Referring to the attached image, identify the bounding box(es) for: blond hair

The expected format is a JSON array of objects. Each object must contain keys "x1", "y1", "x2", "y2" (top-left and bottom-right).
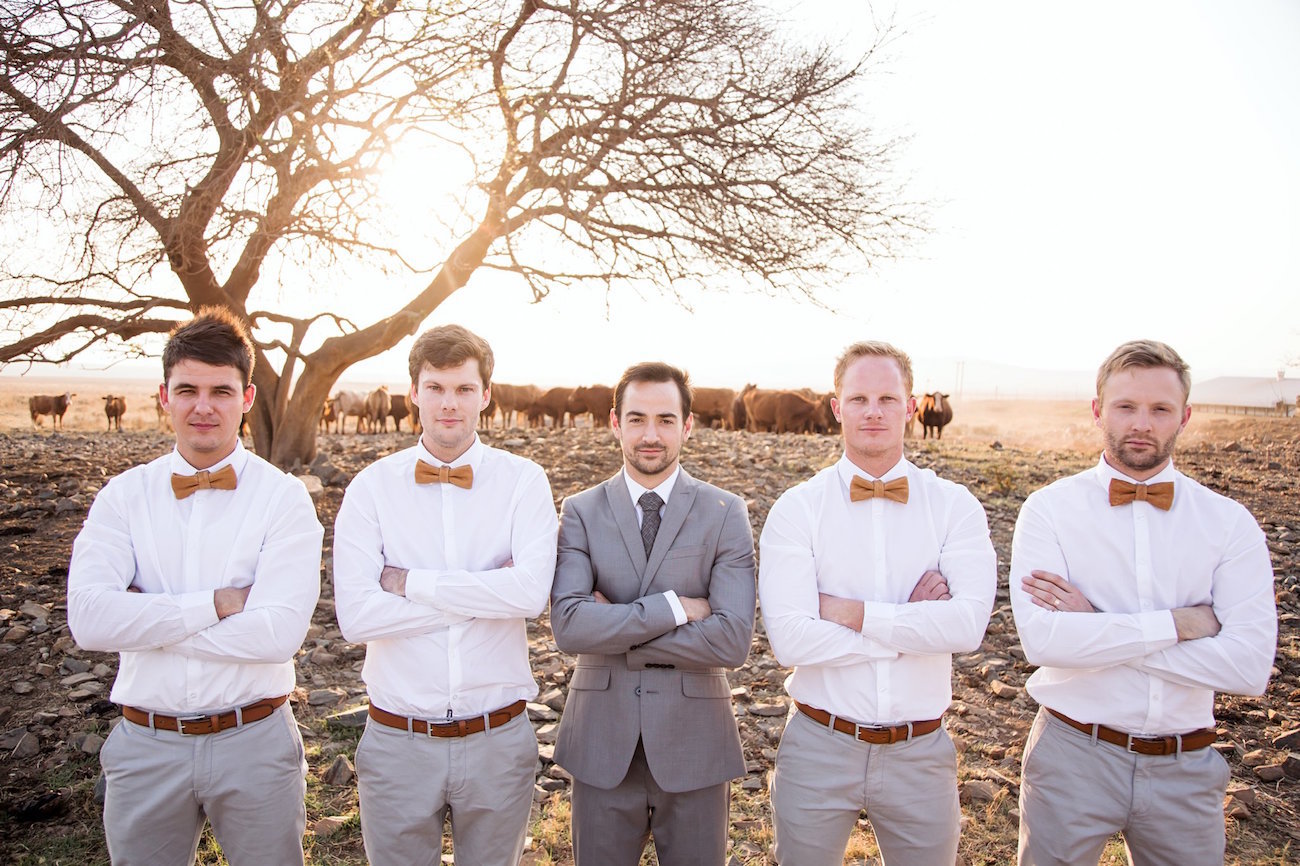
[
  {"x1": 1096, "y1": 340, "x2": 1191, "y2": 402},
  {"x1": 833, "y1": 341, "x2": 913, "y2": 396}
]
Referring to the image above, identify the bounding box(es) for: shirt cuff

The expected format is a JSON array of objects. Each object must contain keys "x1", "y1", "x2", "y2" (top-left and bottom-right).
[
  {"x1": 860, "y1": 600, "x2": 897, "y2": 641},
  {"x1": 663, "y1": 590, "x2": 688, "y2": 626},
  {"x1": 180, "y1": 590, "x2": 221, "y2": 634},
  {"x1": 1144, "y1": 609, "x2": 1180, "y2": 649},
  {"x1": 404, "y1": 568, "x2": 439, "y2": 607}
]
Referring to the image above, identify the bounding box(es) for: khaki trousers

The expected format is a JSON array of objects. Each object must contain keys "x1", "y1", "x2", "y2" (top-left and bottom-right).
[
  {"x1": 98, "y1": 702, "x2": 307, "y2": 866},
  {"x1": 355, "y1": 710, "x2": 538, "y2": 866},
  {"x1": 570, "y1": 738, "x2": 731, "y2": 866},
  {"x1": 770, "y1": 709, "x2": 961, "y2": 866},
  {"x1": 1018, "y1": 707, "x2": 1231, "y2": 866}
]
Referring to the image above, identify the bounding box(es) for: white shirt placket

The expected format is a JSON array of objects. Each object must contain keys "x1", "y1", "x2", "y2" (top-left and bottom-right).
[
  {"x1": 442, "y1": 480, "x2": 462, "y2": 719},
  {"x1": 870, "y1": 495, "x2": 892, "y2": 721},
  {"x1": 1131, "y1": 501, "x2": 1163, "y2": 731}
]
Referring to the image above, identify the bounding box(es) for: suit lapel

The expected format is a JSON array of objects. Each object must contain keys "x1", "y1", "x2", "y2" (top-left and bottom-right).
[
  {"x1": 602, "y1": 474, "x2": 648, "y2": 574},
  {"x1": 638, "y1": 470, "x2": 698, "y2": 596}
]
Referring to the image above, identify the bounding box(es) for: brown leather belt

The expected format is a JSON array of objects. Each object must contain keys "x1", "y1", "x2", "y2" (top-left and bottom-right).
[
  {"x1": 795, "y1": 701, "x2": 942, "y2": 745},
  {"x1": 122, "y1": 695, "x2": 288, "y2": 735},
  {"x1": 1048, "y1": 709, "x2": 1216, "y2": 756},
  {"x1": 368, "y1": 700, "x2": 526, "y2": 738}
]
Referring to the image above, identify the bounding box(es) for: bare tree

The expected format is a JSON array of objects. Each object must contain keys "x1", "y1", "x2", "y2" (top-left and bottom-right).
[{"x1": 0, "y1": 0, "x2": 918, "y2": 466}]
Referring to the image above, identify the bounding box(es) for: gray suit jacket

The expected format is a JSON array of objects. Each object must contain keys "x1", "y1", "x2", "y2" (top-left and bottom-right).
[{"x1": 550, "y1": 469, "x2": 756, "y2": 793}]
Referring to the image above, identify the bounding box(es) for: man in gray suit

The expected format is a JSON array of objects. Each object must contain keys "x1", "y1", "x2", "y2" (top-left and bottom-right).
[{"x1": 551, "y1": 361, "x2": 756, "y2": 866}]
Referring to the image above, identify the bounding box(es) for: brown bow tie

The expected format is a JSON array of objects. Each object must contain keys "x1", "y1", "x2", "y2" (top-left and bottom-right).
[
  {"x1": 1108, "y1": 478, "x2": 1174, "y2": 511},
  {"x1": 171, "y1": 464, "x2": 238, "y2": 499},
  {"x1": 415, "y1": 460, "x2": 473, "y2": 489},
  {"x1": 850, "y1": 475, "x2": 909, "y2": 504}
]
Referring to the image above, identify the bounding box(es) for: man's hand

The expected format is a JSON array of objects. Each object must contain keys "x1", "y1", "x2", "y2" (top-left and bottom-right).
[
  {"x1": 819, "y1": 593, "x2": 864, "y2": 631},
  {"x1": 592, "y1": 590, "x2": 611, "y2": 604},
  {"x1": 380, "y1": 566, "x2": 408, "y2": 597},
  {"x1": 679, "y1": 596, "x2": 712, "y2": 622},
  {"x1": 908, "y1": 570, "x2": 952, "y2": 602},
  {"x1": 1021, "y1": 570, "x2": 1096, "y2": 613},
  {"x1": 214, "y1": 585, "x2": 251, "y2": 620},
  {"x1": 1172, "y1": 605, "x2": 1221, "y2": 641}
]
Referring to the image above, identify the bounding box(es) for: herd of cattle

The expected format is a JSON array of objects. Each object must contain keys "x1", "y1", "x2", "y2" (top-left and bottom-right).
[
  {"x1": 319, "y1": 384, "x2": 955, "y2": 438},
  {"x1": 26, "y1": 386, "x2": 955, "y2": 438}
]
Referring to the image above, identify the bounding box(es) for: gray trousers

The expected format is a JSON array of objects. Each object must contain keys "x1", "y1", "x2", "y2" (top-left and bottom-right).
[
  {"x1": 98, "y1": 702, "x2": 307, "y2": 866},
  {"x1": 355, "y1": 710, "x2": 538, "y2": 866},
  {"x1": 1018, "y1": 707, "x2": 1230, "y2": 866},
  {"x1": 570, "y1": 738, "x2": 731, "y2": 866},
  {"x1": 770, "y1": 709, "x2": 961, "y2": 866}
]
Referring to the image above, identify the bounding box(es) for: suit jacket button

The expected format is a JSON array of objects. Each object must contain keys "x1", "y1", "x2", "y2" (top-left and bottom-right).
[{"x1": 634, "y1": 686, "x2": 642, "y2": 696}]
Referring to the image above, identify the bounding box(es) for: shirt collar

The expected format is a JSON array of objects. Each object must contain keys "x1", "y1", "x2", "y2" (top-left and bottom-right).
[
  {"x1": 623, "y1": 465, "x2": 681, "y2": 508},
  {"x1": 836, "y1": 453, "x2": 909, "y2": 489},
  {"x1": 170, "y1": 440, "x2": 248, "y2": 477},
  {"x1": 1093, "y1": 452, "x2": 1179, "y2": 486},
  {"x1": 416, "y1": 434, "x2": 483, "y2": 470}
]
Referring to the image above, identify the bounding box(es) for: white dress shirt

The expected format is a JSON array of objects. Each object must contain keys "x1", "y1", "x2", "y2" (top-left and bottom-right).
[
  {"x1": 759, "y1": 455, "x2": 997, "y2": 724},
  {"x1": 1010, "y1": 455, "x2": 1276, "y2": 734},
  {"x1": 333, "y1": 436, "x2": 558, "y2": 719},
  {"x1": 622, "y1": 467, "x2": 687, "y2": 626},
  {"x1": 67, "y1": 442, "x2": 324, "y2": 714}
]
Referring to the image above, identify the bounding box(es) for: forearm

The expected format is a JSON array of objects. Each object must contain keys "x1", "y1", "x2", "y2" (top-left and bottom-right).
[
  {"x1": 626, "y1": 608, "x2": 753, "y2": 669},
  {"x1": 67, "y1": 585, "x2": 218, "y2": 653},
  {"x1": 550, "y1": 593, "x2": 680, "y2": 655},
  {"x1": 862, "y1": 595, "x2": 992, "y2": 655},
  {"x1": 763, "y1": 613, "x2": 899, "y2": 667}
]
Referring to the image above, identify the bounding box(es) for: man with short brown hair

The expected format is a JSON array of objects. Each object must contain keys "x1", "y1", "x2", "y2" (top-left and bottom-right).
[
  {"x1": 1011, "y1": 339, "x2": 1277, "y2": 865},
  {"x1": 759, "y1": 340, "x2": 996, "y2": 865},
  {"x1": 68, "y1": 308, "x2": 323, "y2": 865},
  {"x1": 550, "y1": 361, "x2": 755, "y2": 866},
  {"x1": 333, "y1": 323, "x2": 558, "y2": 866}
]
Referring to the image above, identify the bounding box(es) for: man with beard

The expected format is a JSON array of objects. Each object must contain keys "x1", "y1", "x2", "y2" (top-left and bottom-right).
[
  {"x1": 550, "y1": 362, "x2": 756, "y2": 866},
  {"x1": 333, "y1": 325, "x2": 557, "y2": 865},
  {"x1": 1010, "y1": 339, "x2": 1276, "y2": 865},
  {"x1": 759, "y1": 341, "x2": 996, "y2": 865}
]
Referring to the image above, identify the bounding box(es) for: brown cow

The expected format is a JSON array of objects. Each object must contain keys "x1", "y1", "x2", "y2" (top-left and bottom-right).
[
  {"x1": 812, "y1": 392, "x2": 840, "y2": 435},
  {"x1": 919, "y1": 392, "x2": 954, "y2": 439},
  {"x1": 153, "y1": 393, "x2": 173, "y2": 432},
  {"x1": 389, "y1": 394, "x2": 412, "y2": 432},
  {"x1": 365, "y1": 386, "x2": 392, "y2": 434},
  {"x1": 733, "y1": 385, "x2": 754, "y2": 431},
  {"x1": 530, "y1": 386, "x2": 573, "y2": 428},
  {"x1": 331, "y1": 389, "x2": 369, "y2": 434},
  {"x1": 320, "y1": 398, "x2": 337, "y2": 433},
  {"x1": 103, "y1": 395, "x2": 126, "y2": 431},
  {"x1": 692, "y1": 387, "x2": 736, "y2": 429},
  {"x1": 773, "y1": 390, "x2": 821, "y2": 434},
  {"x1": 483, "y1": 383, "x2": 536, "y2": 429},
  {"x1": 567, "y1": 385, "x2": 614, "y2": 428},
  {"x1": 742, "y1": 387, "x2": 780, "y2": 432},
  {"x1": 29, "y1": 393, "x2": 74, "y2": 429}
]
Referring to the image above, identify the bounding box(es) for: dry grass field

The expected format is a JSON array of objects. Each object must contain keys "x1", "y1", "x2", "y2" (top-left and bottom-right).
[{"x1": 0, "y1": 374, "x2": 1296, "y2": 865}]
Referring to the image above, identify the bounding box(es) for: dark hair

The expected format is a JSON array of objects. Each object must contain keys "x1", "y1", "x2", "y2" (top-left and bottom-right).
[
  {"x1": 1097, "y1": 340, "x2": 1191, "y2": 403},
  {"x1": 614, "y1": 362, "x2": 692, "y2": 419},
  {"x1": 408, "y1": 324, "x2": 494, "y2": 388},
  {"x1": 163, "y1": 307, "x2": 255, "y2": 386}
]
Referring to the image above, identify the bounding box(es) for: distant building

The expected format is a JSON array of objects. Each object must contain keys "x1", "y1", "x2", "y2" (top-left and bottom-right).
[{"x1": 1190, "y1": 372, "x2": 1300, "y2": 417}]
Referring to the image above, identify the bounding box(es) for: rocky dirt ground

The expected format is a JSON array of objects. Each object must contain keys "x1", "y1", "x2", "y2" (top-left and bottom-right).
[{"x1": 0, "y1": 415, "x2": 1296, "y2": 865}]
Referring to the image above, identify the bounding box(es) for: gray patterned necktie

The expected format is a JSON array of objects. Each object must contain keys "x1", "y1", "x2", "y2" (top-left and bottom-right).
[{"x1": 638, "y1": 491, "x2": 664, "y2": 556}]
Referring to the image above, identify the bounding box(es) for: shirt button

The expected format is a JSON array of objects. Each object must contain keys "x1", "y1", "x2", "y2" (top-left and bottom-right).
[{"x1": 634, "y1": 686, "x2": 642, "y2": 696}]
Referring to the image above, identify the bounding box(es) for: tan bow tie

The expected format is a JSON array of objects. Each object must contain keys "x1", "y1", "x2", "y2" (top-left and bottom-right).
[
  {"x1": 1108, "y1": 478, "x2": 1174, "y2": 510},
  {"x1": 171, "y1": 464, "x2": 238, "y2": 499},
  {"x1": 850, "y1": 475, "x2": 909, "y2": 504},
  {"x1": 415, "y1": 460, "x2": 473, "y2": 489}
]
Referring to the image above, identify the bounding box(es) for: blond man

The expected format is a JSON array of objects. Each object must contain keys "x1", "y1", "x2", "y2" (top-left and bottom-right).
[{"x1": 1011, "y1": 340, "x2": 1276, "y2": 866}]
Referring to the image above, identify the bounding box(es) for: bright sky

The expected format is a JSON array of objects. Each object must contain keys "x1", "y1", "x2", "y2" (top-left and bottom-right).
[
  {"x1": 352, "y1": 0, "x2": 1300, "y2": 396},
  {"x1": 17, "y1": 0, "x2": 1300, "y2": 398}
]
